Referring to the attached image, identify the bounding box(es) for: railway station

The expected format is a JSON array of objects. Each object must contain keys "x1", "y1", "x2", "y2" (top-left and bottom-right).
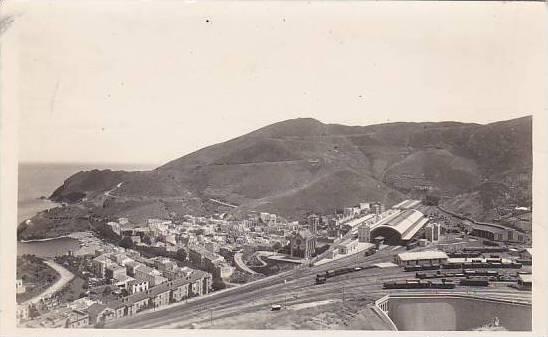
[{"x1": 370, "y1": 209, "x2": 429, "y2": 245}]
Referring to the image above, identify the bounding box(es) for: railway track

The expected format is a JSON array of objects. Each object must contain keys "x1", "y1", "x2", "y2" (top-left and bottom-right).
[{"x1": 107, "y1": 245, "x2": 530, "y2": 329}]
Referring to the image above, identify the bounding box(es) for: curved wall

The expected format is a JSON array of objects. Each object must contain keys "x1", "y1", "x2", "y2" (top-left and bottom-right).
[
  {"x1": 388, "y1": 297, "x2": 531, "y2": 331},
  {"x1": 370, "y1": 227, "x2": 401, "y2": 245}
]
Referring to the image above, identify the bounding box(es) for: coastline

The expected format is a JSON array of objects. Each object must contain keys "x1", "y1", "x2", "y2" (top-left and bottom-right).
[{"x1": 19, "y1": 235, "x2": 71, "y2": 243}]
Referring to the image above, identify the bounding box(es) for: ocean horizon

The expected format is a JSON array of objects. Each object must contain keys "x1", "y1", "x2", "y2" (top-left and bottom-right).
[{"x1": 17, "y1": 161, "x2": 158, "y2": 224}]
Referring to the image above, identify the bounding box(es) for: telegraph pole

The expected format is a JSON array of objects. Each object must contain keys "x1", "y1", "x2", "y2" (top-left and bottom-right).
[
  {"x1": 210, "y1": 309, "x2": 213, "y2": 326},
  {"x1": 342, "y1": 286, "x2": 345, "y2": 303}
]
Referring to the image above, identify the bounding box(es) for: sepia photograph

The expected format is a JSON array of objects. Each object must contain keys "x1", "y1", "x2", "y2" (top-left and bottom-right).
[{"x1": 0, "y1": 1, "x2": 546, "y2": 336}]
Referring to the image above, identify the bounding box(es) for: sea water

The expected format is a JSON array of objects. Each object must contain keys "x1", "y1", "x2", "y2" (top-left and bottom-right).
[{"x1": 17, "y1": 162, "x2": 155, "y2": 257}]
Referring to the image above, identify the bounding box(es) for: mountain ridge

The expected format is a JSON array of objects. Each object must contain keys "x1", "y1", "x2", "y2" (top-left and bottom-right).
[{"x1": 18, "y1": 116, "x2": 531, "y2": 239}]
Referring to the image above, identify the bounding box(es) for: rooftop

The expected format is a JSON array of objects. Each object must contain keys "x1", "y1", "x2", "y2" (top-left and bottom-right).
[
  {"x1": 295, "y1": 229, "x2": 314, "y2": 240},
  {"x1": 86, "y1": 303, "x2": 108, "y2": 317},
  {"x1": 397, "y1": 250, "x2": 448, "y2": 261},
  {"x1": 518, "y1": 273, "x2": 532, "y2": 283}
]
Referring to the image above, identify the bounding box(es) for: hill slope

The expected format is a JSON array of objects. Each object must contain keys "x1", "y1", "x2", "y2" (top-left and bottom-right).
[{"x1": 19, "y1": 116, "x2": 531, "y2": 238}]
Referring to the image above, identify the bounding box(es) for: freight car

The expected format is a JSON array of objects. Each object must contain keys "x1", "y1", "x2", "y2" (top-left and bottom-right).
[
  {"x1": 315, "y1": 265, "x2": 376, "y2": 285},
  {"x1": 364, "y1": 246, "x2": 377, "y2": 256},
  {"x1": 447, "y1": 251, "x2": 482, "y2": 258},
  {"x1": 383, "y1": 279, "x2": 455, "y2": 290},
  {"x1": 404, "y1": 264, "x2": 441, "y2": 272},
  {"x1": 463, "y1": 246, "x2": 508, "y2": 253},
  {"x1": 463, "y1": 269, "x2": 498, "y2": 277},
  {"x1": 460, "y1": 277, "x2": 490, "y2": 286},
  {"x1": 416, "y1": 271, "x2": 465, "y2": 279}
]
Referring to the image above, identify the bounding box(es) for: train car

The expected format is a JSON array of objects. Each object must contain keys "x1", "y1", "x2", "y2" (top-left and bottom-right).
[
  {"x1": 383, "y1": 279, "x2": 422, "y2": 289},
  {"x1": 442, "y1": 262, "x2": 463, "y2": 270},
  {"x1": 324, "y1": 267, "x2": 357, "y2": 279},
  {"x1": 404, "y1": 264, "x2": 441, "y2": 272},
  {"x1": 383, "y1": 279, "x2": 456, "y2": 289},
  {"x1": 460, "y1": 277, "x2": 490, "y2": 286},
  {"x1": 447, "y1": 251, "x2": 481, "y2": 258},
  {"x1": 483, "y1": 240, "x2": 500, "y2": 247},
  {"x1": 509, "y1": 262, "x2": 523, "y2": 269},
  {"x1": 434, "y1": 279, "x2": 456, "y2": 289},
  {"x1": 516, "y1": 259, "x2": 532, "y2": 266},
  {"x1": 416, "y1": 272, "x2": 436, "y2": 279},
  {"x1": 364, "y1": 247, "x2": 377, "y2": 256},
  {"x1": 463, "y1": 246, "x2": 508, "y2": 253},
  {"x1": 463, "y1": 269, "x2": 498, "y2": 277},
  {"x1": 494, "y1": 275, "x2": 517, "y2": 282},
  {"x1": 315, "y1": 274, "x2": 327, "y2": 285},
  {"x1": 404, "y1": 265, "x2": 420, "y2": 272},
  {"x1": 406, "y1": 242, "x2": 418, "y2": 250}
]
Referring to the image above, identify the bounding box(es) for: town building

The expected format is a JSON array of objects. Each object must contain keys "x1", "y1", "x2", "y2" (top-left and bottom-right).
[
  {"x1": 65, "y1": 310, "x2": 89, "y2": 328},
  {"x1": 125, "y1": 261, "x2": 145, "y2": 277},
  {"x1": 86, "y1": 303, "x2": 115, "y2": 326},
  {"x1": 106, "y1": 264, "x2": 127, "y2": 280},
  {"x1": 92, "y1": 254, "x2": 112, "y2": 278},
  {"x1": 16, "y1": 279, "x2": 26, "y2": 294},
  {"x1": 337, "y1": 239, "x2": 358, "y2": 255},
  {"x1": 517, "y1": 273, "x2": 532, "y2": 290},
  {"x1": 16, "y1": 304, "x2": 29, "y2": 323},
  {"x1": 127, "y1": 279, "x2": 149, "y2": 294},
  {"x1": 188, "y1": 245, "x2": 230, "y2": 278},
  {"x1": 370, "y1": 209, "x2": 429, "y2": 245},
  {"x1": 424, "y1": 222, "x2": 441, "y2": 242},
  {"x1": 371, "y1": 202, "x2": 385, "y2": 215},
  {"x1": 101, "y1": 270, "x2": 212, "y2": 322},
  {"x1": 307, "y1": 214, "x2": 320, "y2": 234},
  {"x1": 289, "y1": 230, "x2": 316, "y2": 259},
  {"x1": 358, "y1": 224, "x2": 370, "y2": 243},
  {"x1": 467, "y1": 222, "x2": 528, "y2": 243},
  {"x1": 134, "y1": 265, "x2": 167, "y2": 287},
  {"x1": 394, "y1": 250, "x2": 449, "y2": 266}
]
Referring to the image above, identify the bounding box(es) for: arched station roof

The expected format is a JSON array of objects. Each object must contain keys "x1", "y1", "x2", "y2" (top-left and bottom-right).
[{"x1": 371, "y1": 209, "x2": 429, "y2": 243}]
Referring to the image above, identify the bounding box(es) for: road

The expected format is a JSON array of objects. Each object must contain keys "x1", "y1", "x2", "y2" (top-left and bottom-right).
[
  {"x1": 233, "y1": 252, "x2": 259, "y2": 275},
  {"x1": 24, "y1": 260, "x2": 75, "y2": 305},
  {"x1": 104, "y1": 182, "x2": 124, "y2": 198},
  {"x1": 208, "y1": 198, "x2": 238, "y2": 208},
  {"x1": 106, "y1": 241, "x2": 530, "y2": 329}
]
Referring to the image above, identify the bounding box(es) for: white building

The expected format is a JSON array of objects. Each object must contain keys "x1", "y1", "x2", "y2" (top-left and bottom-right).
[
  {"x1": 358, "y1": 224, "x2": 371, "y2": 243},
  {"x1": 425, "y1": 223, "x2": 441, "y2": 242},
  {"x1": 16, "y1": 279, "x2": 26, "y2": 294},
  {"x1": 337, "y1": 239, "x2": 358, "y2": 255},
  {"x1": 394, "y1": 250, "x2": 448, "y2": 266}
]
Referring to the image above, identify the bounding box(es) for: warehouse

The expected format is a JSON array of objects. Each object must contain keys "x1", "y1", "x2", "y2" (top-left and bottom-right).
[
  {"x1": 468, "y1": 223, "x2": 528, "y2": 243},
  {"x1": 394, "y1": 250, "x2": 449, "y2": 266}
]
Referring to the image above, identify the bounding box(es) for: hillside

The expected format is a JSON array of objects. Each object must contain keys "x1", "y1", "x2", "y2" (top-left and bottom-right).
[{"x1": 18, "y1": 116, "x2": 532, "y2": 239}]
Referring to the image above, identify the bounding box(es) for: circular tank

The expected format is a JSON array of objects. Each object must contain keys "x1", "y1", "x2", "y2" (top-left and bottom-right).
[{"x1": 387, "y1": 296, "x2": 531, "y2": 331}]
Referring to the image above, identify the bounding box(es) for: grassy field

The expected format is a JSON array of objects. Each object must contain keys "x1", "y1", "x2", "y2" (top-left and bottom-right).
[
  {"x1": 57, "y1": 276, "x2": 87, "y2": 303},
  {"x1": 16, "y1": 255, "x2": 60, "y2": 303}
]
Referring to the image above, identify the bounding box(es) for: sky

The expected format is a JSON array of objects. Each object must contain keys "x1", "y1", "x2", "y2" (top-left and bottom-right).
[{"x1": 4, "y1": 1, "x2": 545, "y2": 165}]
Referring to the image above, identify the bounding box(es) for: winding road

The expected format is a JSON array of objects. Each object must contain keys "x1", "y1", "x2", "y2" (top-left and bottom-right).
[{"x1": 24, "y1": 260, "x2": 74, "y2": 305}]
